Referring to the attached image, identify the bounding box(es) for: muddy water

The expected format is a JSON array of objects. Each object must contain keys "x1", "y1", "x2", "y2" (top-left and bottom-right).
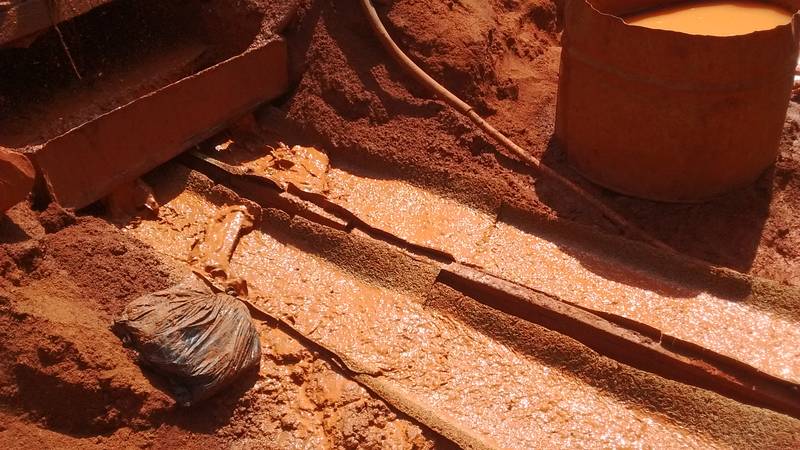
[
  {"x1": 315, "y1": 164, "x2": 800, "y2": 384},
  {"x1": 208, "y1": 148, "x2": 498, "y2": 260},
  {"x1": 624, "y1": 1, "x2": 793, "y2": 36},
  {"x1": 128, "y1": 182, "x2": 718, "y2": 448},
  {"x1": 230, "y1": 224, "x2": 712, "y2": 448},
  {"x1": 469, "y1": 219, "x2": 800, "y2": 384},
  {"x1": 326, "y1": 167, "x2": 497, "y2": 260}
]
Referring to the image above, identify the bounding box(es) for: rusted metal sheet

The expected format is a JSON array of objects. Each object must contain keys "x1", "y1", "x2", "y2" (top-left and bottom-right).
[
  {"x1": 33, "y1": 38, "x2": 288, "y2": 209},
  {"x1": 0, "y1": 0, "x2": 113, "y2": 46}
]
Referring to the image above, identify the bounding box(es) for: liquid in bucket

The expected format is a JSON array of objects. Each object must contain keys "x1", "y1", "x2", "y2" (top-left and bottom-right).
[{"x1": 625, "y1": 0, "x2": 793, "y2": 36}]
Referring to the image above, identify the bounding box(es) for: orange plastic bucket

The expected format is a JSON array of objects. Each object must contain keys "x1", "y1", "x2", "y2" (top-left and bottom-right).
[{"x1": 555, "y1": 0, "x2": 800, "y2": 202}]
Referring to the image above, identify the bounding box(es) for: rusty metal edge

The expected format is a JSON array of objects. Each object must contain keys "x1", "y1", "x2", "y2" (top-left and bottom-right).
[{"x1": 33, "y1": 37, "x2": 288, "y2": 209}]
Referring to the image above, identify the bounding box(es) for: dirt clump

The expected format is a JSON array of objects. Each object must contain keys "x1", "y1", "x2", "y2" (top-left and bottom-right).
[{"x1": 0, "y1": 208, "x2": 180, "y2": 435}]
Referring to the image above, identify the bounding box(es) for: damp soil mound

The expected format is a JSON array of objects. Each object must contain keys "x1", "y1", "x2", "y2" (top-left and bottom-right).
[{"x1": 0, "y1": 208, "x2": 180, "y2": 440}]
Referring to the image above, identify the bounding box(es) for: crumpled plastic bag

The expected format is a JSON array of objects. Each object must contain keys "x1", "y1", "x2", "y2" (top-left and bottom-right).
[{"x1": 113, "y1": 276, "x2": 261, "y2": 406}]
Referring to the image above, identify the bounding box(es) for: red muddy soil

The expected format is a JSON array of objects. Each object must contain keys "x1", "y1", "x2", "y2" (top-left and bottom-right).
[
  {"x1": 116, "y1": 165, "x2": 798, "y2": 448},
  {"x1": 2, "y1": 0, "x2": 800, "y2": 448},
  {"x1": 275, "y1": 0, "x2": 800, "y2": 284}
]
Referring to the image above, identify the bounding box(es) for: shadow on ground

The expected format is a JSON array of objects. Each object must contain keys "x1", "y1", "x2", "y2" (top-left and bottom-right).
[{"x1": 537, "y1": 138, "x2": 772, "y2": 273}]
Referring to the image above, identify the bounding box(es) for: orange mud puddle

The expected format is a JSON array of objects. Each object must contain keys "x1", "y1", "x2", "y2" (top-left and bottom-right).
[{"x1": 127, "y1": 172, "x2": 728, "y2": 448}]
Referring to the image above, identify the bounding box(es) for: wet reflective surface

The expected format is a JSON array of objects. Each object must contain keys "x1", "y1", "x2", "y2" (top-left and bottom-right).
[{"x1": 468, "y1": 220, "x2": 800, "y2": 384}]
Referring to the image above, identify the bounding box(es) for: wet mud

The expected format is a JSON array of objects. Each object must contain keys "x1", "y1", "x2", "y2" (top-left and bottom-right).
[
  {"x1": 201, "y1": 136, "x2": 800, "y2": 391},
  {"x1": 124, "y1": 166, "x2": 800, "y2": 448}
]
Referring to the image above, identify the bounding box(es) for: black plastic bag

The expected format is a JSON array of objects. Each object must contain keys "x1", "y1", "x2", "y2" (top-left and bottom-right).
[{"x1": 113, "y1": 276, "x2": 261, "y2": 406}]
